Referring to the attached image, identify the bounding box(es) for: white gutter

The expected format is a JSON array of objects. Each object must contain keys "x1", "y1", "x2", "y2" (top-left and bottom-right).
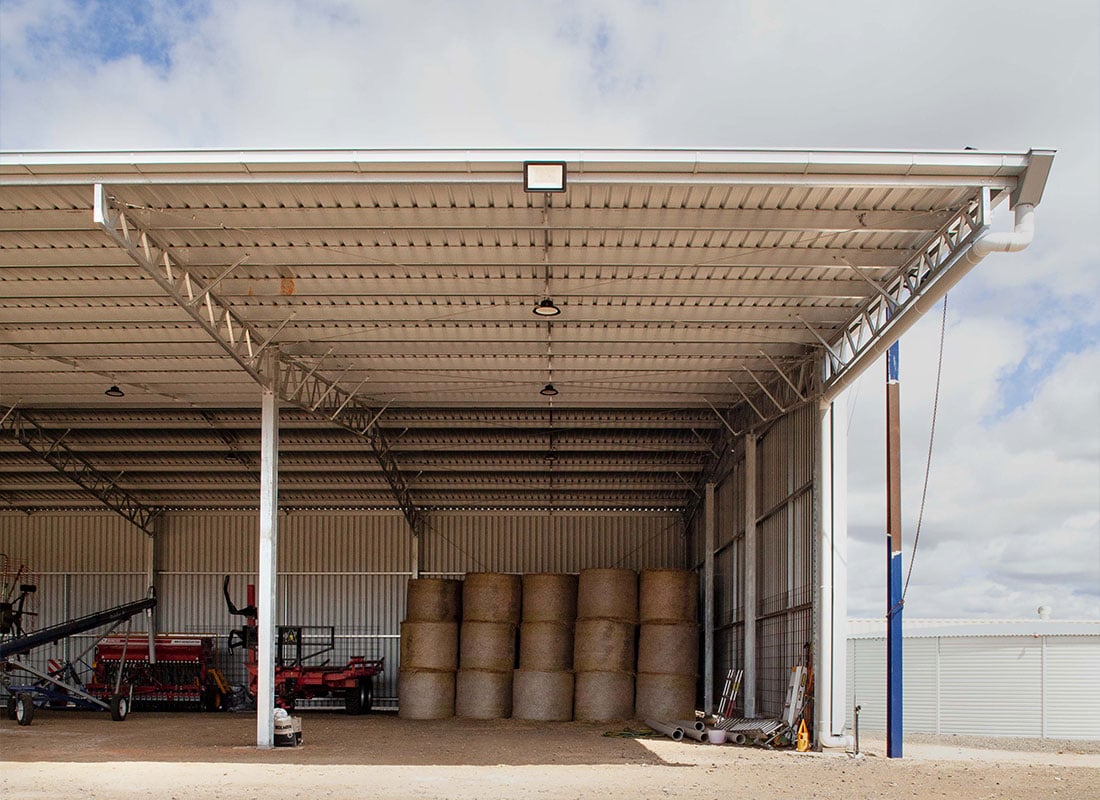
[{"x1": 821, "y1": 201, "x2": 1037, "y2": 406}]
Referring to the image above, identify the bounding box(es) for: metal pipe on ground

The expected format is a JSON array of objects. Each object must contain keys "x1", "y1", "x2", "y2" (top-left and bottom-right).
[
  {"x1": 646, "y1": 719, "x2": 684, "y2": 742},
  {"x1": 680, "y1": 726, "x2": 706, "y2": 742}
]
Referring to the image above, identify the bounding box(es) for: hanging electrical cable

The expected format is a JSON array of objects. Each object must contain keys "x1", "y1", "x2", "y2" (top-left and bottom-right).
[{"x1": 903, "y1": 294, "x2": 949, "y2": 599}]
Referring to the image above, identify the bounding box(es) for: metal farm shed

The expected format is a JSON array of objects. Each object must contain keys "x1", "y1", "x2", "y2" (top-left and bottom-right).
[{"x1": 0, "y1": 147, "x2": 1054, "y2": 747}]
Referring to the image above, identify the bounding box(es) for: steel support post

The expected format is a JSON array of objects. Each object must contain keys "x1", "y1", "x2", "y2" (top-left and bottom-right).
[
  {"x1": 886, "y1": 341, "x2": 903, "y2": 758},
  {"x1": 256, "y1": 372, "x2": 279, "y2": 749},
  {"x1": 815, "y1": 396, "x2": 849, "y2": 748},
  {"x1": 704, "y1": 482, "x2": 716, "y2": 714},
  {"x1": 743, "y1": 434, "x2": 757, "y2": 718}
]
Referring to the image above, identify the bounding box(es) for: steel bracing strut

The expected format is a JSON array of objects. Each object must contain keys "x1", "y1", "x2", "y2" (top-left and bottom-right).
[
  {"x1": 818, "y1": 190, "x2": 991, "y2": 401},
  {"x1": 93, "y1": 186, "x2": 423, "y2": 537},
  {"x1": 0, "y1": 406, "x2": 159, "y2": 536}
]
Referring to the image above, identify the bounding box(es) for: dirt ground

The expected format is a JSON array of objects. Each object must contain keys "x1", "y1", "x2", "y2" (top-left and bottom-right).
[{"x1": 2, "y1": 709, "x2": 1098, "y2": 799}]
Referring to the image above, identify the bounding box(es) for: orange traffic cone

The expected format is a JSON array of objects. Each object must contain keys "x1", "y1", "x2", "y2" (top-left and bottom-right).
[{"x1": 796, "y1": 719, "x2": 809, "y2": 752}]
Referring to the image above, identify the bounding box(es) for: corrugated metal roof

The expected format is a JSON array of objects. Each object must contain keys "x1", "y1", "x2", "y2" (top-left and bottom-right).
[
  {"x1": 0, "y1": 148, "x2": 1052, "y2": 513},
  {"x1": 848, "y1": 618, "x2": 1100, "y2": 638}
]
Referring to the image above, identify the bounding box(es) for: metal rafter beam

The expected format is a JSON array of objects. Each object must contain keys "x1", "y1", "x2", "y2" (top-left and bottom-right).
[
  {"x1": 0, "y1": 406, "x2": 159, "y2": 535},
  {"x1": 93, "y1": 185, "x2": 423, "y2": 536},
  {"x1": 821, "y1": 191, "x2": 989, "y2": 399}
]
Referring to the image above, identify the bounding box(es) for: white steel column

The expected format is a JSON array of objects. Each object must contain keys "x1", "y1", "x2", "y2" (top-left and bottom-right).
[
  {"x1": 743, "y1": 434, "x2": 757, "y2": 718},
  {"x1": 815, "y1": 395, "x2": 851, "y2": 747},
  {"x1": 704, "y1": 482, "x2": 716, "y2": 714},
  {"x1": 256, "y1": 374, "x2": 280, "y2": 749}
]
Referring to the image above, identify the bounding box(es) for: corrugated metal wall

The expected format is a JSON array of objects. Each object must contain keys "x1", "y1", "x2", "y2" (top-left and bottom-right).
[
  {"x1": 847, "y1": 635, "x2": 1100, "y2": 739},
  {"x1": 699, "y1": 402, "x2": 817, "y2": 719},
  {"x1": 753, "y1": 406, "x2": 815, "y2": 717},
  {"x1": 0, "y1": 512, "x2": 149, "y2": 685},
  {"x1": 422, "y1": 511, "x2": 685, "y2": 575},
  {"x1": 3, "y1": 508, "x2": 684, "y2": 709}
]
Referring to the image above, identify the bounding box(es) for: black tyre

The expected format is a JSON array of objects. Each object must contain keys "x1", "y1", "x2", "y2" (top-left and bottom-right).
[
  {"x1": 344, "y1": 676, "x2": 372, "y2": 715},
  {"x1": 110, "y1": 693, "x2": 129, "y2": 722},
  {"x1": 6, "y1": 695, "x2": 16, "y2": 721},
  {"x1": 15, "y1": 693, "x2": 34, "y2": 726}
]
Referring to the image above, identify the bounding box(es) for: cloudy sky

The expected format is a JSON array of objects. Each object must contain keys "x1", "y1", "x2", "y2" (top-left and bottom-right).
[{"x1": 1, "y1": 0, "x2": 1097, "y2": 620}]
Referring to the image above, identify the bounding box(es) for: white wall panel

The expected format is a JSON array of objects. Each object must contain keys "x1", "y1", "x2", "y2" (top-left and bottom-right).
[
  {"x1": 939, "y1": 638, "x2": 1042, "y2": 736},
  {"x1": 847, "y1": 634, "x2": 1099, "y2": 740},
  {"x1": 1042, "y1": 638, "x2": 1100, "y2": 739}
]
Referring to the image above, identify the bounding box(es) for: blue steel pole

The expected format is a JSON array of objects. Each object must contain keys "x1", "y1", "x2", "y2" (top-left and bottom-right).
[{"x1": 886, "y1": 340, "x2": 904, "y2": 758}]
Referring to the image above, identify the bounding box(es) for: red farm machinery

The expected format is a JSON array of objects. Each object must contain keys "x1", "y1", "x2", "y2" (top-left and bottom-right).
[
  {"x1": 85, "y1": 634, "x2": 230, "y2": 711},
  {"x1": 223, "y1": 576, "x2": 382, "y2": 713}
]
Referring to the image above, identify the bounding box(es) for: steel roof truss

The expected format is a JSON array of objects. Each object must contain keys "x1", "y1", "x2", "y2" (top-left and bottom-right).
[
  {"x1": 822, "y1": 190, "x2": 988, "y2": 397},
  {"x1": 94, "y1": 185, "x2": 424, "y2": 535},
  {"x1": 0, "y1": 406, "x2": 159, "y2": 535}
]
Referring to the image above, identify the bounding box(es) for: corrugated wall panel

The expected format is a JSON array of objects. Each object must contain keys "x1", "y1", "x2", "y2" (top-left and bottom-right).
[
  {"x1": 848, "y1": 638, "x2": 886, "y2": 731},
  {"x1": 0, "y1": 511, "x2": 146, "y2": 573},
  {"x1": 159, "y1": 511, "x2": 257, "y2": 574},
  {"x1": 1, "y1": 512, "x2": 150, "y2": 698},
  {"x1": 847, "y1": 636, "x2": 1090, "y2": 738},
  {"x1": 939, "y1": 637, "x2": 1042, "y2": 736},
  {"x1": 422, "y1": 511, "x2": 684, "y2": 575},
  {"x1": 902, "y1": 638, "x2": 939, "y2": 734},
  {"x1": 1042, "y1": 638, "x2": 1100, "y2": 739},
  {"x1": 758, "y1": 509, "x2": 789, "y2": 618}
]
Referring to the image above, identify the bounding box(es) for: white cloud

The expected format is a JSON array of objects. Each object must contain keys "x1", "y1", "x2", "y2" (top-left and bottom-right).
[{"x1": 1, "y1": 0, "x2": 1097, "y2": 621}]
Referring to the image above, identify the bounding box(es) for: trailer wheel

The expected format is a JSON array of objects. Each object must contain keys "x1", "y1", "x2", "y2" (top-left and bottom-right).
[
  {"x1": 344, "y1": 676, "x2": 372, "y2": 715},
  {"x1": 110, "y1": 693, "x2": 129, "y2": 722},
  {"x1": 6, "y1": 695, "x2": 16, "y2": 721},
  {"x1": 14, "y1": 693, "x2": 34, "y2": 726}
]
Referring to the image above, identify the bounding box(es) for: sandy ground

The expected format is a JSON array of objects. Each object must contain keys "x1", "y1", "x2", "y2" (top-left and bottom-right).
[{"x1": 2, "y1": 709, "x2": 1098, "y2": 799}]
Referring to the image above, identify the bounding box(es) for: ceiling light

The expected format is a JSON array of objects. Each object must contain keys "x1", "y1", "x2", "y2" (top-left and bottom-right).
[
  {"x1": 533, "y1": 298, "x2": 561, "y2": 317},
  {"x1": 523, "y1": 161, "x2": 567, "y2": 193},
  {"x1": 104, "y1": 385, "x2": 125, "y2": 397},
  {"x1": 540, "y1": 383, "x2": 559, "y2": 397}
]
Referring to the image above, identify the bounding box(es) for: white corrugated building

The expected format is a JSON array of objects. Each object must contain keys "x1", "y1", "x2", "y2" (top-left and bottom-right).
[{"x1": 848, "y1": 618, "x2": 1100, "y2": 740}]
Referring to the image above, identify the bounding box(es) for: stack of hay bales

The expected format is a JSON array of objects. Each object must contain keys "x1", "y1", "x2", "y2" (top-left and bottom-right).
[
  {"x1": 456, "y1": 572, "x2": 521, "y2": 719},
  {"x1": 513, "y1": 573, "x2": 578, "y2": 721},
  {"x1": 398, "y1": 578, "x2": 461, "y2": 719},
  {"x1": 635, "y1": 568, "x2": 699, "y2": 721},
  {"x1": 573, "y1": 568, "x2": 637, "y2": 721}
]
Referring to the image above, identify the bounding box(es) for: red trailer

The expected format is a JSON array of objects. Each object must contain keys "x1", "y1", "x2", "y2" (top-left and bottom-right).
[{"x1": 224, "y1": 577, "x2": 382, "y2": 713}]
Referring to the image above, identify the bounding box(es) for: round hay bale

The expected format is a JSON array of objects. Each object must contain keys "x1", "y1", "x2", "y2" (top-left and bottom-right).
[
  {"x1": 459, "y1": 621, "x2": 517, "y2": 671},
  {"x1": 577, "y1": 568, "x2": 637, "y2": 622},
  {"x1": 636, "y1": 622, "x2": 699, "y2": 675},
  {"x1": 398, "y1": 670, "x2": 455, "y2": 719},
  {"x1": 634, "y1": 671, "x2": 696, "y2": 722},
  {"x1": 573, "y1": 618, "x2": 635, "y2": 673},
  {"x1": 400, "y1": 621, "x2": 459, "y2": 672},
  {"x1": 573, "y1": 670, "x2": 635, "y2": 722},
  {"x1": 639, "y1": 569, "x2": 697, "y2": 624},
  {"x1": 455, "y1": 668, "x2": 513, "y2": 719},
  {"x1": 521, "y1": 573, "x2": 578, "y2": 622},
  {"x1": 405, "y1": 578, "x2": 462, "y2": 622},
  {"x1": 462, "y1": 573, "x2": 522, "y2": 623},
  {"x1": 518, "y1": 621, "x2": 574, "y2": 671},
  {"x1": 512, "y1": 669, "x2": 574, "y2": 721}
]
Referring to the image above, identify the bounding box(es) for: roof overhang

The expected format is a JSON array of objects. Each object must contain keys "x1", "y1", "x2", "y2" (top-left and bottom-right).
[{"x1": 0, "y1": 147, "x2": 1054, "y2": 513}]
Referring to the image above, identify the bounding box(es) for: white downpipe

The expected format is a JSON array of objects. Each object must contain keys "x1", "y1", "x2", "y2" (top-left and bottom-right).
[
  {"x1": 816, "y1": 398, "x2": 853, "y2": 749},
  {"x1": 967, "y1": 202, "x2": 1035, "y2": 260},
  {"x1": 823, "y1": 203, "x2": 1036, "y2": 404}
]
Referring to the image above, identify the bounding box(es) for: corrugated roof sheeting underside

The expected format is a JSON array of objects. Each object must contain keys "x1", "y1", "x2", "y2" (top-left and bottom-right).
[{"x1": 0, "y1": 149, "x2": 1042, "y2": 513}]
